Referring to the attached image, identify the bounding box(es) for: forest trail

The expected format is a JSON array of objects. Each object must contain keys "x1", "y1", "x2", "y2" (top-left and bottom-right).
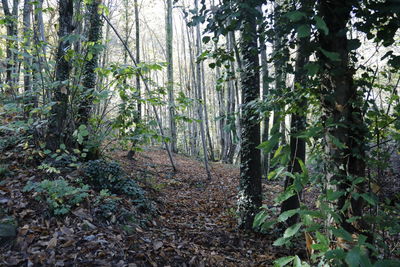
[
  {"x1": 1, "y1": 147, "x2": 301, "y2": 266},
  {"x1": 113, "y1": 148, "x2": 295, "y2": 266}
]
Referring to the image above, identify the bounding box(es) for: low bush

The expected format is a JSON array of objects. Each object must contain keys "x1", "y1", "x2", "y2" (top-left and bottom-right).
[{"x1": 23, "y1": 179, "x2": 89, "y2": 215}]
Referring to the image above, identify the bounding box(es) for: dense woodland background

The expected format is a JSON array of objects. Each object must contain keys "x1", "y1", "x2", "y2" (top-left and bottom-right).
[{"x1": 0, "y1": 0, "x2": 399, "y2": 266}]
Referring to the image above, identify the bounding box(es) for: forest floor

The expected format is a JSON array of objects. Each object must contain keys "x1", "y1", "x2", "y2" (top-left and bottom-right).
[{"x1": 0, "y1": 146, "x2": 306, "y2": 266}]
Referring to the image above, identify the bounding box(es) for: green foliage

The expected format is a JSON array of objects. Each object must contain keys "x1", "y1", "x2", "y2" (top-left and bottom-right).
[
  {"x1": 23, "y1": 179, "x2": 89, "y2": 215},
  {"x1": 82, "y1": 159, "x2": 145, "y2": 200}
]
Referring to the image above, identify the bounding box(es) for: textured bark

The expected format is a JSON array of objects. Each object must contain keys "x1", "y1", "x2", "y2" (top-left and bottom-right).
[
  {"x1": 281, "y1": 0, "x2": 313, "y2": 227},
  {"x1": 319, "y1": 0, "x2": 369, "y2": 235},
  {"x1": 46, "y1": 0, "x2": 74, "y2": 151},
  {"x1": 22, "y1": 0, "x2": 33, "y2": 116},
  {"x1": 195, "y1": 0, "x2": 212, "y2": 179},
  {"x1": 2, "y1": 0, "x2": 19, "y2": 96},
  {"x1": 135, "y1": 0, "x2": 141, "y2": 121},
  {"x1": 257, "y1": 6, "x2": 270, "y2": 177},
  {"x1": 166, "y1": 0, "x2": 177, "y2": 153},
  {"x1": 78, "y1": 0, "x2": 103, "y2": 126},
  {"x1": 237, "y1": 0, "x2": 262, "y2": 230}
]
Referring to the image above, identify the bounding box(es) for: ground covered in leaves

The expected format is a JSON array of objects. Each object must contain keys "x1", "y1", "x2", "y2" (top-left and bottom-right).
[{"x1": 0, "y1": 145, "x2": 307, "y2": 266}]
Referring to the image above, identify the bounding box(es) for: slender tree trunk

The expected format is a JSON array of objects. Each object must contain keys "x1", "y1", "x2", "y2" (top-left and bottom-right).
[
  {"x1": 2, "y1": 0, "x2": 19, "y2": 97},
  {"x1": 194, "y1": 0, "x2": 211, "y2": 179},
  {"x1": 135, "y1": 0, "x2": 141, "y2": 121},
  {"x1": 237, "y1": 0, "x2": 262, "y2": 230},
  {"x1": 46, "y1": 0, "x2": 74, "y2": 150},
  {"x1": 280, "y1": 0, "x2": 312, "y2": 227},
  {"x1": 257, "y1": 6, "x2": 269, "y2": 177},
  {"x1": 166, "y1": 0, "x2": 177, "y2": 153},
  {"x1": 22, "y1": 0, "x2": 33, "y2": 117}
]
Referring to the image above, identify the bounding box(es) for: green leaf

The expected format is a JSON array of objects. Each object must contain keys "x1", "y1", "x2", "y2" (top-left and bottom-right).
[
  {"x1": 360, "y1": 193, "x2": 377, "y2": 206},
  {"x1": 319, "y1": 48, "x2": 341, "y2": 61},
  {"x1": 314, "y1": 16, "x2": 328, "y2": 35},
  {"x1": 327, "y1": 189, "x2": 344, "y2": 201},
  {"x1": 332, "y1": 228, "x2": 353, "y2": 242},
  {"x1": 285, "y1": 11, "x2": 306, "y2": 22},
  {"x1": 284, "y1": 222, "x2": 303, "y2": 238},
  {"x1": 258, "y1": 134, "x2": 280, "y2": 154},
  {"x1": 268, "y1": 166, "x2": 285, "y2": 180},
  {"x1": 348, "y1": 39, "x2": 361, "y2": 51},
  {"x1": 345, "y1": 247, "x2": 361, "y2": 267},
  {"x1": 325, "y1": 249, "x2": 346, "y2": 260},
  {"x1": 304, "y1": 62, "x2": 320, "y2": 76},
  {"x1": 275, "y1": 189, "x2": 296, "y2": 203},
  {"x1": 278, "y1": 209, "x2": 299, "y2": 222},
  {"x1": 273, "y1": 237, "x2": 290, "y2": 247},
  {"x1": 328, "y1": 134, "x2": 347, "y2": 149},
  {"x1": 293, "y1": 255, "x2": 303, "y2": 267},
  {"x1": 274, "y1": 256, "x2": 294, "y2": 266},
  {"x1": 297, "y1": 24, "x2": 311, "y2": 38}
]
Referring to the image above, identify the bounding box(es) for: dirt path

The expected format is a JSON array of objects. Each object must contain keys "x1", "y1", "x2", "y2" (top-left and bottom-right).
[
  {"x1": 1, "y1": 147, "x2": 295, "y2": 266},
  {"x1": 115, "y1": 148, "x2": 287, "y2": 266}
]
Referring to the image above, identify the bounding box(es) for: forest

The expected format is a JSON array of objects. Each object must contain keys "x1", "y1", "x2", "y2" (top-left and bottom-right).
[{"x1": 0, "y1": 0, "x2": 399, "y2": 266}]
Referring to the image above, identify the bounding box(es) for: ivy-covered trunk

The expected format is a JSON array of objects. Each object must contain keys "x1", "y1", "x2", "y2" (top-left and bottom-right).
[
  {"x1": 319, "y1": 0, "x2": 369, "y2": 235},
  {"x1": 78, "y1": 0, "x2": 103, "y2": 126},
  {"x1": 281, "y1": 0, "x2": 313, "y2": 227},
  {"x1": 237, "y1": 0, "x2": 262, "y2": 230},
  {"x1": 1, "y1": 0, "x2": 19, "y2": 97},
  {"x1": 47, "y1": 0, "x2": 74, "y2": 151}
]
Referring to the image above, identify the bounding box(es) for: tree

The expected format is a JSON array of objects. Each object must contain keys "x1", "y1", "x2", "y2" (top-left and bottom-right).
[
  {"x1": 46, "y1": 0, "x2": 74, "y2": 151},
  {"x1": 280, "y1": 0, "x2": 313, "y2": 227},
  {"x1": 78, "y1": 0, "x2": 103, "y2": 126},
  {"x1": 237, "y1": 0, "x2": 263, "y2": 230},
  {"x1": 318, "y1": 0, "x2": 369, "y2": 235},
  {"x1": 1, "y1": 0, "x2": 19, "y2": 96},
  {"x1": 166, "y1": 0, "x2": 177, "y2": 153}
]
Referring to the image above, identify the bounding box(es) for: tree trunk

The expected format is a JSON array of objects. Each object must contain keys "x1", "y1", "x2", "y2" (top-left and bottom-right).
[
  {"x1": 46, "y1": 0, "x2": 74, "y2": 151},
  {"x1": 2, "y1": 0, "x2": 19, "y2": 97},
  {"x1": 166, "y1": 0, "x2": 177, "y2": 153},
  {"x1": 22, "y1": 0, "x2": 33, "y2": 116},
  {"x1": 319, "y1": 0, "x2": 369, "y2": 236},
  {"x1": 237, "y1": 0, "x2": 262, "y2": 230},
  {"x1": 280, "y1": 0, "x2": 313, "y2": 227},
  {"x1": 78, "y1": 0, "x2": 103, "y2": 126}
]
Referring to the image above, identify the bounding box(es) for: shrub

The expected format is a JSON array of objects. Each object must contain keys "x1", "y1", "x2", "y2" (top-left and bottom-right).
[
  {"x1": 82, "y1": 159, "x2": 144, "y2": 199},
  {"x1": 23, "y1": 179, "x2": 89, "y2": 215}
]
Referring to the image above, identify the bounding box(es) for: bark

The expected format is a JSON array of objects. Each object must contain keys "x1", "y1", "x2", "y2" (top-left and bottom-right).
[
  {"x1": 195, "y1": 0, "x2": 212, "y2": 179},
  {"x1": 237, "y1": 0, "x2": 262, "y2": 230},
  {"x1": 2, "y1": 0, "x2": 19, "y2": 97},
  {"x1": 166, "y1": 0, "x2": 177, "y2": 153},
  {"x1": 257, "y1": 6, "x2": 270, "y2": 177},
  {"x1": 22, "y1": 0, "x2": 33, "y2": 116},
  {"x1": 319, "y1": 0, "x2": 369, "y2": 236},
  {"x1": 135, "y1": 0, "x2": 141, "y2": 121},
  {"x1": 46, "y1": 0, "x2": 74, "y2": 151},
  {"x1": 280, "y1": 0, "x2": 312, "y2": 227},
  {"x1": 78, "y1": 0, "x2": 103, "y2": 126}
]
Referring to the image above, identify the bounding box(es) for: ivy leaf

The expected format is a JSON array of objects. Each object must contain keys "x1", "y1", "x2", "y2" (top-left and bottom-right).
[
  {"x1": 297, "y1": 24, "x2": 311, "y2": 38},
  {"x1": 304, "y1": 62, "x2": 320, "y2": 76},
  {"x1": 319, "y1": 48, "x2": 341, "y2": 61},
  {"x1": 283, "y1": 222, "x2": 303, "y2": 238},
  {"x1": 285, "y1": 11, "x2": 306, "y2": 22},
  {"x1": 345, "y1": 247, "x2": 361, "y2": 267},
  {"x1": 314, "y1": 16, "x2": 328, "y2": 35},
  {"x1": 348, "y1": 39, "x2": 361, "y2": 51}
]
